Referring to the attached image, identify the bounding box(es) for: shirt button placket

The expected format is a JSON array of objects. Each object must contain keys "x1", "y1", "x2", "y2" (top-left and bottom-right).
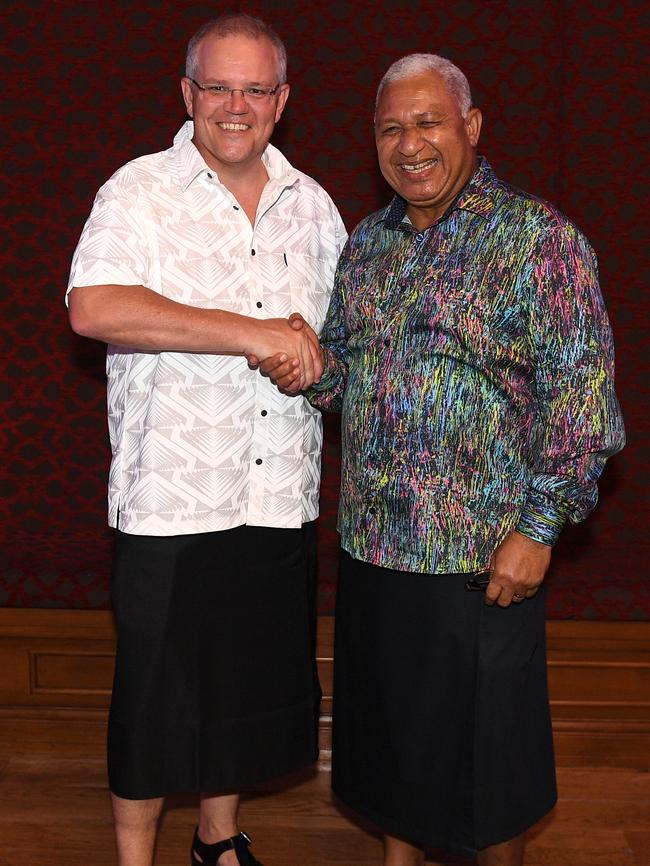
[
  {"x1": 249, "y1": 426, "x2": 266, "y2": 518},
  {"x1": 249, "y1": 228, "x2": 264, "y2": 316},
  {"x1": 247, "y1": 221, "x2": 267, "y2": 522}
]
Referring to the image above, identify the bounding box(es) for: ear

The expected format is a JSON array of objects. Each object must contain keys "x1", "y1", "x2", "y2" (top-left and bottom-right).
[
  {"x1": 274, "y1": 83, "x2": 290, "y2": 123},
  {"x1": 466, "y1": 107, "x2": 482, "y2": 147},
  {"x1": 181, "y1": 77, "x2": 194, "y2": 118}
]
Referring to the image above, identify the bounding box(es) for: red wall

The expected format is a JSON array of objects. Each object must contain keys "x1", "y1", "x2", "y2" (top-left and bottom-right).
[{"x1": 1, "y1": 0, "x2": 647, "y2": 618}]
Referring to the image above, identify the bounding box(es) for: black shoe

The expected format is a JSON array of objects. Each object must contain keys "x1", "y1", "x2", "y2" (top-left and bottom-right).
[{"x1": 190, "y1": 828, "x2": 264, "y2": 866}]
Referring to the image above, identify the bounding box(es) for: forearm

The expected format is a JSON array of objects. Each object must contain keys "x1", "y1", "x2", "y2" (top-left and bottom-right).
[
  {"x1": 69, "y1": 284, "x2": 257, "y2": 353},
  {"x1": 68, "y1": 283, "x2": 311, "y2": 361}
]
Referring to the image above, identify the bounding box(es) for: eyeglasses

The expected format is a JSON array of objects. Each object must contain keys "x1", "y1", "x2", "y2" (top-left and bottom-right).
[{"x1": 189, "y1": 79, "x2": 280, "y2": 101}]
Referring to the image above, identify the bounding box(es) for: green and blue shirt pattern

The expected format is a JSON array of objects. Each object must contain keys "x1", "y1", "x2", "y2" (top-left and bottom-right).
[{"x1": 309, "y1": 159, "x2": 625, "y2": 574}]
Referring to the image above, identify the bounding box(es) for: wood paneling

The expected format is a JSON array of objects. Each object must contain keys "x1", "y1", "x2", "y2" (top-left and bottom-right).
[
  {"x1": 545, "y1": 620, "x2": 650, "y2": 769},
  {"x1": 0, "y1": 610, "x2": 648, "y2": 768}
]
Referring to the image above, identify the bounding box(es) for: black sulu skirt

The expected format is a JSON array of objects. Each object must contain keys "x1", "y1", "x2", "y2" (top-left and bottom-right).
[
  {"x1": 108, "y1": 523, "x2": 320, "y2": 800},
  {"x1": 332, "y1": 550, "x2": 557, "y2": 856}
]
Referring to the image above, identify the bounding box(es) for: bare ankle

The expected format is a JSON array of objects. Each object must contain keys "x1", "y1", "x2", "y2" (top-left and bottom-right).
[
  {"x1": 197, "y1": 822, "x2": 239, "y2": 845},
  {"x1": 197, "y1": 792, "x2": 240, "y2": 846}
]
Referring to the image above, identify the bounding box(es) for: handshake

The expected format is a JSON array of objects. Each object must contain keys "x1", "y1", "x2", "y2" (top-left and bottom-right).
[{"x1": 246, "y1": 312, "x2": 325, "y2": 393}]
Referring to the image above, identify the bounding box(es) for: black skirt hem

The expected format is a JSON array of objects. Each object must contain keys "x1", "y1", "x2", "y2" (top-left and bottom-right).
[
  {"x1": 110, "y1": 748, "x2": 319, "y2": 801},
  {"x1": 109, "y1": 729, "x2": 320, "y2": 800},
  {"x1": 332, "y1": 785, "x2": 558, "y2": 856}
]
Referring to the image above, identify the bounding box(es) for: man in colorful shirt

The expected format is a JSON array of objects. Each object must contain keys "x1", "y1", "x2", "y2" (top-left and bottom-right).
[
  {"x1": 67, "y1": 14, "x2": 345, "y2": 866},
  {"x1": 261, "y1": 54, "x2": 624, "y2": 866}
]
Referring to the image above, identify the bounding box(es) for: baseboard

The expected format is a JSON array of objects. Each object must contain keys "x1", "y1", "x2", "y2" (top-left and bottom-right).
[{"x1": 1, "y1": 609, "x2": 648, "y2": 769}]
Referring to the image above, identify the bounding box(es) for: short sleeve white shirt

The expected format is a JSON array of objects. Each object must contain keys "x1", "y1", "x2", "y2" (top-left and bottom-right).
[{"x1": 68, "y1": 122, "x2": 347, "y2": 536}]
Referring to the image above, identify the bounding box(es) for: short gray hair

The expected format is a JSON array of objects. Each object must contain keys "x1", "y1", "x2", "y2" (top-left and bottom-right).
[
  {"x1": 376, "y1": 53, "x2": 472, "y2": 118},
  {"x1": 185, "y1": 13, "x2": 288, "y2": 84}
]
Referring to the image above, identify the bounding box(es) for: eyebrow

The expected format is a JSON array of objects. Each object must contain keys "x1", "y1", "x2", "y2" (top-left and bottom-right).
[
  {"x1": 200, "y1": 78, "x2": 274, "y2": 87},
  {"x1": 377, "y1": 110, "x2": 446, "y2": 123}
]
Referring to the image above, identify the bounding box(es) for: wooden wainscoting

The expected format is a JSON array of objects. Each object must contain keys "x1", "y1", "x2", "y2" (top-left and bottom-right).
[
  {"x1": 546, "y1": 621, "x2": 650, "y2": 769},
  {"x1": 0, "y1": 609, "x2": 648, "y2": 769}
]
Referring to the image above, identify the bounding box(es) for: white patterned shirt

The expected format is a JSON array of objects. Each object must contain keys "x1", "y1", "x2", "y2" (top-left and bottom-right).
[{"x1": 68, "y1": 122, "x2": 346, "y2": 536}]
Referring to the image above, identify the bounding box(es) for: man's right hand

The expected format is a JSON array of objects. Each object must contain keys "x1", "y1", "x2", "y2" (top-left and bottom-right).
[
  {"x1": 259, "y1": 353, "x2": 306, "y2": 393},
  {"x1": 248, "y1": 314, "x2": 325, "y2": 392},
  {"x1": 69, "y1": 285, "x2": 324, "y2": 390}
]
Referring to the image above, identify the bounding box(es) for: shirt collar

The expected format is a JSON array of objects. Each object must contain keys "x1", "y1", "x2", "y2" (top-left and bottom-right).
[
  {"x1": 172, "y1": 121, "x2": 301, "y2": 193},
  {"x1": 382, "y1": 156, "x2": 505, "y2": 230}
]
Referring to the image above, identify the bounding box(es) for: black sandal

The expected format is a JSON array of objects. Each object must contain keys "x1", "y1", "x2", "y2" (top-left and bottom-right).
[{"x1": 190, "y1": 828, "x2": 264, "y2": 866}]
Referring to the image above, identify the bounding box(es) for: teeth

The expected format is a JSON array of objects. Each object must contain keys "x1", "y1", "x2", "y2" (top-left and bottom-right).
[
  {"x1": 219, "y1": 122, "x2": 248, "y2": 131},
  {"x1": 401, "y1": 159, "x2": 437, "y2": 172}
]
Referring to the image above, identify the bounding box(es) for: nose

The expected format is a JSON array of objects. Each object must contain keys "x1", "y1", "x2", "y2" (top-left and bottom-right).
[
  {"x1": 398, "y1": 126, "x2": 424, "y2": 156},
  {"x1": 225, "y1": 89, "x2": 249, "y2": 113}
]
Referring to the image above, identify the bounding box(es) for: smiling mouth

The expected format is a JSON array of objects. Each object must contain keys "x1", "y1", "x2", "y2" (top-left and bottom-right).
[
  {"x1": 400, "y1": 158, "x2": 438, "y2": 173},
  {"x1": 218, "y1": 122, "x2": 249, "y2": 131}
]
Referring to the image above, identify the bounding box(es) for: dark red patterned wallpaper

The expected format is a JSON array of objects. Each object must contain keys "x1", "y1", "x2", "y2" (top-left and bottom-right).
[{"x1": 1, "y1": 0, "x2": 648, "y2": 618}]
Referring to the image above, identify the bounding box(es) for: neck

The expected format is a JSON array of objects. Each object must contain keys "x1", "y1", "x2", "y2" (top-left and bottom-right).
[{"x1": 221, "y1": 161, "x2": 269, "y2": 226}]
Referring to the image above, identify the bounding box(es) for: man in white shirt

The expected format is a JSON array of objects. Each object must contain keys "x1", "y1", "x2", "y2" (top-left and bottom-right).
[{"x1": 67, "y1": 14, "x2": 346, "y2": 866}]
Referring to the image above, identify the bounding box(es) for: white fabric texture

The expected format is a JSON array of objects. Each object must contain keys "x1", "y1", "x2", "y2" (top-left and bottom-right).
[{"x1": 68, "y1": 122, "x2": 346, "y2": 535}]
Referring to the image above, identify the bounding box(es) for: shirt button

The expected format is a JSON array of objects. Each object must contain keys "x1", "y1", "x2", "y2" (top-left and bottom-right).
[
  {"x1": 207, "y1": 172, "x2": 213, "y2": 179},
  {"x1": 233, "y1": 205, "x2": 239, "y2": 211},
  {"x1": 255, "y1": 458, "x2": 263, "y2": 465},
  {"x1": 251, "y1": 249, "x2": 256, "y2": 256},
  {"x1": 256, "y1": 301, "x2": 262, "y2": 308},
  {"x1": 261, "y1": 410, "x2": 268, "y2": 417},
  {"x1": 416, "y1": 233, "x2": 424, "y2": 241}
]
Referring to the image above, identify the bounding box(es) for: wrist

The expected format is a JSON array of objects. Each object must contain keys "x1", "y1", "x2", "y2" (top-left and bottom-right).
[
  {"x1": 513, "y1": 529, "x2": 552, "y2": 549},
  {"x1": 239, "y1": 316, "x2": 267, "y2": 357}
]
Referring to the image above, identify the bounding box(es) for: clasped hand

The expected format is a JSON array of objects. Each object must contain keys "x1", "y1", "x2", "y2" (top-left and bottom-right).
[{"x1": 247, "y1": 313, "x2": 323, "y2": 393}]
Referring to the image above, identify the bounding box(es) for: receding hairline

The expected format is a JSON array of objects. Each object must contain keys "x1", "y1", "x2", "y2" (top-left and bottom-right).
[{"x1": 185, "y1": 13, "x2": 288, "y2": 83}]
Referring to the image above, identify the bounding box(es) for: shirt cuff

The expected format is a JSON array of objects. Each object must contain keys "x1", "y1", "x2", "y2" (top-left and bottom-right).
[
  {"x1": 309, "y1": 347, "x2": 340, "y2": 392},
  {"x1": 515, "y1": 491, "x2": 569, "y2": 546}
]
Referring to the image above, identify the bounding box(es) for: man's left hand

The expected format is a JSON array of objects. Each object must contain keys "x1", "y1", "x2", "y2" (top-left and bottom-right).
[{"x1": 484, "y1": 530, "x2": 551, "y2": 608}]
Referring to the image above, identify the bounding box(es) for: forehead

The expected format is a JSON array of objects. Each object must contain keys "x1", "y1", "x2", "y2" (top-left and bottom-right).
[
  {"x1": 376, "y1": 70, "x2": 460, "y2": 120},
  {"x1": 194, "y1": 32, "x2": 278, "y2": 80}
]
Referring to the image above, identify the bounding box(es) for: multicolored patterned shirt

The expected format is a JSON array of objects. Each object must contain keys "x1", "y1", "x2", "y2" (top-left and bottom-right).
[{"x1": 309, "y1": 158, "x2": 625, "y2": 574}]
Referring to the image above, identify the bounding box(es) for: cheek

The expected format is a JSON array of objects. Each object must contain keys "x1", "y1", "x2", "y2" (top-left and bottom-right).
[
  {"x1": 424, "y1": 131, "x2": 445, "y2": 151},
  {"x1": 376, "y1": 144, "x2": 395, "y2": 175},
  {"x1": 193, "y1": 107, "x2": 211, "y2": 124}
]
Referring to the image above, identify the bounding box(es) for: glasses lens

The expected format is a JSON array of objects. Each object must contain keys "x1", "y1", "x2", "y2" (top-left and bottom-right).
[{"x1": 198, "y1": 85, "x2": 274, "y2": 101}]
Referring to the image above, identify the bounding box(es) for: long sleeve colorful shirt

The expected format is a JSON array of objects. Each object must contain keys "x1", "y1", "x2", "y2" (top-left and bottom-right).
[{"x1": 309, "y1": 158, "x2": 625, "y2": 574}]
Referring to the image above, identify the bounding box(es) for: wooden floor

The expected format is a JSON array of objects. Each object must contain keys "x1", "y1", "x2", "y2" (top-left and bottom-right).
[{"x1": 1, "y1": 754, "x2": 649, "y2": 865}]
